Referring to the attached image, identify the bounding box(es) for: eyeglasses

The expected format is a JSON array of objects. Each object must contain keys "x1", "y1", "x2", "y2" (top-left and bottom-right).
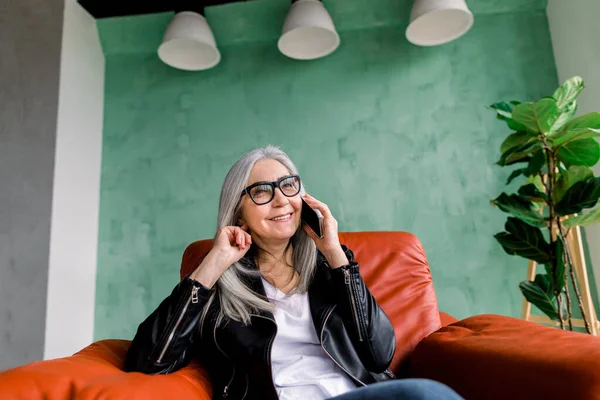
[{"x1": 240, "y1": 174, "x2": 302, "y2": 205}]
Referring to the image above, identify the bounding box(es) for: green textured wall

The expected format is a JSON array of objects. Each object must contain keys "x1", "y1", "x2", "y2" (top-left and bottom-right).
[{"x1": 95, "y1": 0, "x2": 558, "y2": 340}]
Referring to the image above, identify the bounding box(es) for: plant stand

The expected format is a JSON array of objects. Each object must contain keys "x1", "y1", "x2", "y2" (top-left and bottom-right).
[{"x1": 521, "y1": 223, "x2": 600, "y2": 335}]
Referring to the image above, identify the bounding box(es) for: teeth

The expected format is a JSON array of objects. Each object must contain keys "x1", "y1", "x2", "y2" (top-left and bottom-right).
[{"x1": 272, "y1": 214, "x2": 291, "y2": 221}]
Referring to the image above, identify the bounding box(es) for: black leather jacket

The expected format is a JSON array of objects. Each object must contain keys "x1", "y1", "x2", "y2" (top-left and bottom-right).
[{"x1": 125, "y1": 246, "x2": 396, "y2": 400}]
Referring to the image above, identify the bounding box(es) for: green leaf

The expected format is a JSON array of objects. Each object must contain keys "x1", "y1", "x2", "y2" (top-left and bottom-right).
[
  {"x1": 545, "y1": 237, "x2": 566, "y2": 292},
  {"x1": 555, "y1": 176, "x2": 600, "y2": 215},
  {"x1": 519, "y1": 274, "x2": 559, "y2": 320},
  {"x1": 560, "y1": 112, "x2": 600, "y2": 131},
  {"x1": 525, "y1": 150, "x2": 546, "y2": 176},
  {"x1": 553, "y1": 166, "x2": 593, "y2": 204},
  {"x1": 490, "y1": 101, "x2": 528, "y2": 131},
  {"x1": 553, "y1": 76, "x2": 584, "y2": 110},
  {"x1": 512, "y1": 99, "x2": 560, "y2": 133},
  {"x1": 500, "y1": 132, "x2": 537, "y2": 154},
  {"x1": 491, "y1": 193, "x2": 546, "y2": 227},
  {"x1": 564, "y1": 207, "x2": 600, "y2": 228},
  {"x1": 549, "y1": 100, "x2": 578, "y2": 133},
  {"x1": 497, "y1": 140, "x2": 541, "y2": 167},
  {"x1": 518, "y1": 183, "x2": 548, "y2": 202},
  {"x1": 557, "y1": 138, "x2": 600, "y2": 167},
  {"x1": 494, "y1": 217, "x2": 550, "y2": 263},
  {"x1": 551, "y1": 128, "x2": 600, "y2": 147},
  {"x1": 506, "y1": 168, "x2": 527, "y2": 185},
  {"x1": 527, "y1": 174, "x2": 546, "y2": 192}
]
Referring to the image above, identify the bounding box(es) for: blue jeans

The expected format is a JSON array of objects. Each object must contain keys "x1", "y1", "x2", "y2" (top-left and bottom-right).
[{"x1": 326, "y1": 379, "x2": 464, "y2": 400}]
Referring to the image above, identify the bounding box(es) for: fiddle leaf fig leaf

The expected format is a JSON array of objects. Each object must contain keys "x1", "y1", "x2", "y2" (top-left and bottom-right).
[
  {"x1": 553, "y1": 166, "x2": 593, "y2": 204},
  {"x1": 527, "y1": 174, "x2": 546, "y2": 193},
  {"x1": 557, "y1": 138, "x2": 600, "y2": 168},
  {"x1": 497, "y1": 140, "x2": 541, "y2": 166},
  {"x1": 518, "y1": 183, "x2": 548, "y2": 202},
  {"x1": 490, "y1": 101, "x2": 528, "y2": 132},
  {"x1": 553, "y1": 76, "x2": 584, "y2": 110},
  {"x1": 549, "y1": 100, "x2": 578, "y2": 133},
  {"x1": 491, "y1": 193, "x2": 546, "y2": 227},
  {"x1": 519, "y1": 274, "x2": 559, "y2": 321},
  {"x1": 512, "y1": 99, "x2": 560, "y2": 133},
  {"x1": 525, "y1": 150, "x2": 546, "y2": 176},
  {"x1": 494, "y1": 217, "x2": 550, "y2": 263},
  {"x1": 555, "y1": 176, "x2": 600, "y2": 215},
  {"x1": 506, "y1": 168, "x2": 527, "y2": 185},
  {"x1": 551, "y1": 128, "x2": 600, "y2": 147},
  {"x1": 563, "y1": 207, "x2": 600, "y2": 228},
  {"x1": 559, "y1": 112, "x2": 600, "y2": 131},
  {"x1": 500, "y1": 132, "x2": 537, "y2": 154}
]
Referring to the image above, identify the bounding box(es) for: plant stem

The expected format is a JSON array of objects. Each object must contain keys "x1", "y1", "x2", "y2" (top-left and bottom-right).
[
  {"x1": 559, "y1": 218, "x2": 574, "y2": 331},
  {"x1": 541, "y1": 137, "x2": 564, "y2": 328},
  {"x1": 557, "y1": 220, "x2": 592, "y2": 334}
]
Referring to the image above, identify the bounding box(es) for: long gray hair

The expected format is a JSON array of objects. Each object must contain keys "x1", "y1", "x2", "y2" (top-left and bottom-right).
[{"x1": 201, "y1": 145, "x2": 317, "y2": 327}]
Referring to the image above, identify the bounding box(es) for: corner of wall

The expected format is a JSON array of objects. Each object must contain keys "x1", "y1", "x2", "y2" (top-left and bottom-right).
[{"x1": 44, "y1": 0, "x2": 105, "y2": 359}]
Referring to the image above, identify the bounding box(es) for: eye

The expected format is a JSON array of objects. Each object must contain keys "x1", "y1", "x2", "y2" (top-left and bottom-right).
[{"x1": 251, "y1": 184, "x2": 272, "y2": 197}]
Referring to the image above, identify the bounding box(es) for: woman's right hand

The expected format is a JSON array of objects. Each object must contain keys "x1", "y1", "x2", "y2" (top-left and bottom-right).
[
  {"x1": 210, "y1": 224, "x2": 253, "y2": 267},
  {"x1": 189, "y1": 225, "x2": 252, "y2": 287}
]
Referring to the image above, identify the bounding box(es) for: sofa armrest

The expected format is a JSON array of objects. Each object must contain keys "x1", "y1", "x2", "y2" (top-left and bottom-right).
[
  {"x1": 0, "y1": 339, "x2": 212, "y2": 400},
  {"x1": 407, "y1": 314, "x2": 600, "y2": 400}
]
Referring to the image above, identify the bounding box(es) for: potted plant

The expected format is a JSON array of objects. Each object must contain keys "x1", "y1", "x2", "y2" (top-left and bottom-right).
[{"x1": 489, "y1": 76, "x2": 600, "y2": 333}]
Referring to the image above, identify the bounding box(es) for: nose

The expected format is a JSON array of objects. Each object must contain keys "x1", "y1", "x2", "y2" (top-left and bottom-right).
[{"x1": 271, "y1": 187, "x2": 289, "y2": 206}]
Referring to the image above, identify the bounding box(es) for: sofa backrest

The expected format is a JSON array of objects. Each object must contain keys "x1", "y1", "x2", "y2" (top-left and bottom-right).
[{"x1": 180, "y1": 231, "x2": 442, "y2": 371}]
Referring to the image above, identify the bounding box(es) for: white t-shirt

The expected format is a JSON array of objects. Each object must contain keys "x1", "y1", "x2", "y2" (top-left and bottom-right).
[{"x1": 262, "y1": 278, "x2": 356, "y2": 400}]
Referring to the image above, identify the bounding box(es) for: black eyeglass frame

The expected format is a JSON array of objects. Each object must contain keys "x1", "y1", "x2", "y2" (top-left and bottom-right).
[{"x1": 240, "y1": 174, "x2": 302, "y2": 205}]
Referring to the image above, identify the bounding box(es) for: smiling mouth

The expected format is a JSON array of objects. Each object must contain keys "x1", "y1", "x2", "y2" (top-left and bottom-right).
[{"x1": 270, "y1": 212, "x2": 293, "y2": 221}]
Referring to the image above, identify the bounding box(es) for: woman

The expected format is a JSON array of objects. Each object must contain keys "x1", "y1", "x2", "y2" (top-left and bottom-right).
[{"x1": 125, "y1": 146, "x2": 462, "y2": 400}]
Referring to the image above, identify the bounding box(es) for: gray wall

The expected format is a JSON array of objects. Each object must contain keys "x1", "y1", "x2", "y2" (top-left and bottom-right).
[{"x1": 0, "y1": 0, "x2": 64, "y2": 371}]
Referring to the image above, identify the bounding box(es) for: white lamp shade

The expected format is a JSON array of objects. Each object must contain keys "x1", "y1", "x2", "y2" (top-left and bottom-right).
[
  {"x1": 278, "y1": 0, "x2": 340, "y2": 60},
  {"x1": 406, "y1": 0, "x2": 474, "y2": 46},
  {"x1": 158, "y1": 11, "x2": 221, "y2": 71}
]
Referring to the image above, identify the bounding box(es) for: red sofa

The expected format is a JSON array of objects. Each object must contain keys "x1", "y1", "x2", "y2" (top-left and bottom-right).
[{"x1": 2, "y1": 231, "x2": 600, "y2": 399}]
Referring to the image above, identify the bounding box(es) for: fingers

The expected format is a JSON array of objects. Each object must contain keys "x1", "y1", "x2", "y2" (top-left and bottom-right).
[
  {"x1": 304, "y1": 193, "x2": 332, "y2": 218},
  {"x1": 234, "y1": 226, "x2": 251, "y2": 250},
  {"x1": 220, "y1": 226, "x2": 252, "y2": 251},
  {"x1": 303, "y1": 194, "x2": 339, "y2": 248},
  {"x1": 236, "y1": 229, "x2": 243, "y2": 248},
  {"x1": 223, "y1": 227, "x2": 236, "y2": 244}
]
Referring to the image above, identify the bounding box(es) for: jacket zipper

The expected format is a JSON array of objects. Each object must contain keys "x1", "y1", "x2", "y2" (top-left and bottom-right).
[
  {"x1": 384, "y1": 368, "x2": 396, "y2": 379},
  {"x1": 214, "y1": 321, "x2": 236, "y2": 398},
  {"x1": 344, "y1": 269, "x2": 364, "y2": 342},
  {"x1": 320, "y1": 305, "x2": 367, "y2": 386},
  {"x1": 252, "y1": 314, "x2": 279, "y2": 399},
  {"x1": 155, "y1": 285, "x2": 199, "y2": 364}
]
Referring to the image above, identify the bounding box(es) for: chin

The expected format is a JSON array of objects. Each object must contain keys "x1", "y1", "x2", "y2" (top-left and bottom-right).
[{"x1": 272, "y1": 228, "x2": 298, "y2": 242}]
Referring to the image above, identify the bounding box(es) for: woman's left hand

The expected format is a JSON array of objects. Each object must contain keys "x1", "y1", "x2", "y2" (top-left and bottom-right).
[{"x1": 302, "y1": 193, "x2": 349, "y2": 268}]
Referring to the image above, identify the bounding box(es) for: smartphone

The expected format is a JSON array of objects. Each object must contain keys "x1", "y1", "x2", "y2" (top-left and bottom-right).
[{"x1": 301, "y1": 197, "x2": 324, "y2": 238}]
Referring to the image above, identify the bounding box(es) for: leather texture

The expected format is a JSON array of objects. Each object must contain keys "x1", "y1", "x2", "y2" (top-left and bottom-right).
[
  {"x1": 0, "y1": 339, "x2": 212, "y2": 400},
  {"x1": 409, "y1": 314, "x2": 600, "y2": 399},
  {"x1": 1, "y1": 231, "x2": 599, "y2": 400}
]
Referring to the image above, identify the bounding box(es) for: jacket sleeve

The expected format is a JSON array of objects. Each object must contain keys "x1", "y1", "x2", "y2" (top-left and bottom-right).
[
  {"x1": 124, "y1": 276, "x2": 214, "y2": 374},
  {"x1": 327, "y1": 245, "x2": 396, "y2": 373}
]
